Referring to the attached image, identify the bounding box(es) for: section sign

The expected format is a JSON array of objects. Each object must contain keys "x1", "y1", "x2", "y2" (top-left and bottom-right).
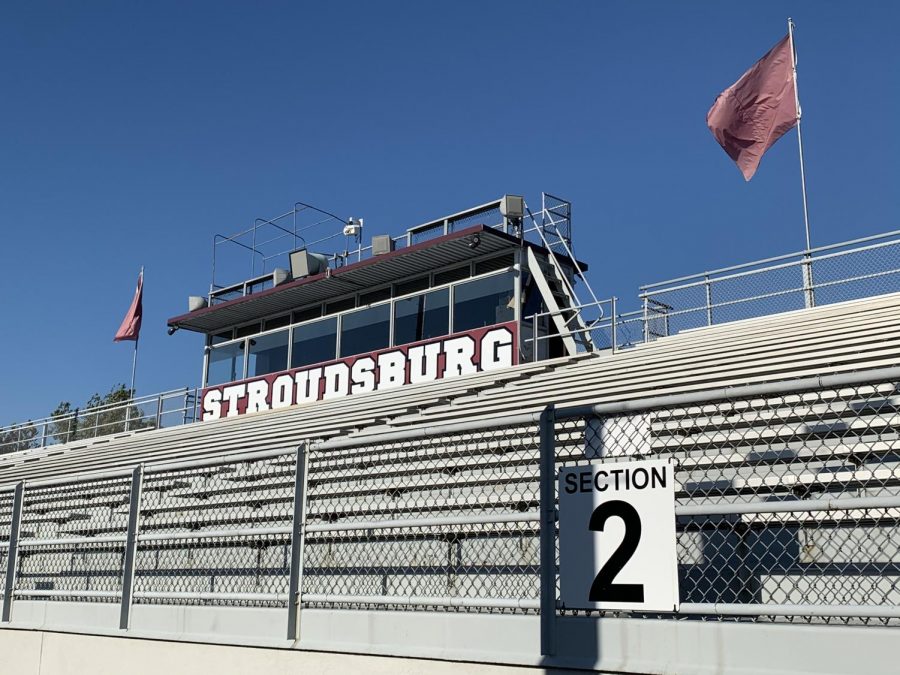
[{"x1": 559, "y1": 459, "x2": 679, "y2": 612}]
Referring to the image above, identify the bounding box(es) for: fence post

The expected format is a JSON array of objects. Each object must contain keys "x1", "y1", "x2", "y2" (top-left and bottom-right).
[
  {"x1": 286, "y1": 443, "x2": 309, "y2": 641},
  {"x1": 119, "y1": 464, "x2": 144, "y2": 630},
  {"x1": 611, "y1": 296, "x2": 618, "y2": 354},
  {"x1": 704, "y1": 275, "x2": 713, "y2": 326},
  {"x1": 155, "y1": 395, "x2": 164, "y2": 429},
  {"x1": 802, "y1": 254, "x2": 816, "y2": 309},
  {"x1": 539, "y1": 405, "x2": 557, "y2": 656},
  {"x1": 642, "y1": 296, "x2": 649, "y2": 343},
  {"x1": 2, "y1": 482, "x2": 25, "y2": 622}
]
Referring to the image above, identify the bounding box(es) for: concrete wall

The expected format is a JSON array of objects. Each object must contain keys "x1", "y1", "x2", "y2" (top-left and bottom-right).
[{"x1": 0, "y1": 629, "x2": 541, "y2": 675}]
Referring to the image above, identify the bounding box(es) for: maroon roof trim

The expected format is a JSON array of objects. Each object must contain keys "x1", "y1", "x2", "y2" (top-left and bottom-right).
[{"x1": 167, "y1": 225, "x2": 587, "y2": 328}]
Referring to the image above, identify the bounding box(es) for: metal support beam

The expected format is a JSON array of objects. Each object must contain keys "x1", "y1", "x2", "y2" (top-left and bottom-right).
[
  {"x1": 119, "y1": 465, "x2": 144, "y2": 630},
  {"x1": 802, "y1": 255, "x2": 816, "y2": 308},
  {"x1": 286, "y1": 443, "x2": 309, "y2": 641},
  {"x1": 538, "y1": 405, "x2": 556, "y2": 656},
  {"x1": 2, "y1": 482, "x2": 24, "y2": 622}
]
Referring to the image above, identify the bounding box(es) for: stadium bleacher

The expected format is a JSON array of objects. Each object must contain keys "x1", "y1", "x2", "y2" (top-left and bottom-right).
[{"x1": 1, "y1": 291, "x2": 897, "y2": 487}]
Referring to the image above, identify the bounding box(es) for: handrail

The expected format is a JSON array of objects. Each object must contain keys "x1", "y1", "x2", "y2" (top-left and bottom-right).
[
  {"x1": 640, "y1": 227, "x2": 900, "y2": 291},
  {"x1": 0, "y1": 387, "x2": 199, "y2": 455}
]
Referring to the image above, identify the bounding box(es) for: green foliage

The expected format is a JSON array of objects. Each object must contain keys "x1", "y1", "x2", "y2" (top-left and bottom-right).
[
  {"x1": 49, "y1": 384, "x2": 155, "y2": 445},
  {"x1": 0, "y1": 421, "x2": 38, "y2": 454}
]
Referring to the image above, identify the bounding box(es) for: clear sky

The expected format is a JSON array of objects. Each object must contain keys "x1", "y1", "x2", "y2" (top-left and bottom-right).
[{"x1": 2, "y1": 1, "x2": 898, "y2": 424}]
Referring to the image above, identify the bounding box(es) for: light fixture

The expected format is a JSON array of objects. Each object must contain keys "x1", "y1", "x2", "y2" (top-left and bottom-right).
[
  {"x1": 167, "y1": 326, "x2": 179, "y2": 336},
  {"x1": 469, "y1": 234, "x2": 481, "y2": 249}
]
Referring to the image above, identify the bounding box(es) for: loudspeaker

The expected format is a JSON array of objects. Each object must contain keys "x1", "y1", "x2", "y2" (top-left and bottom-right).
[
  {"x1": 272, "y1": 268, "x2": 290, "y2": 286},
  {"x1": 289, "y1": 249, "x2": 329, "y2": 278},
  {"x1": 372, "y1": 234, "x2": 395, "y2": 256},
  {"x1": 500, "y1": 194, "x2": 524, "y2": 219},
  {"x1": 188, "y1": 295, "x2": 208, "y2": 312}
]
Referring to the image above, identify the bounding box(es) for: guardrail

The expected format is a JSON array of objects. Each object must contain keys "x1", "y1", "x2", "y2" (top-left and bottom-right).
[
  {"x1": 2, "y1": 367, "x2": 899, "y2": 648},
  {"x1": 639, "y1": 228, "x2": 900, "y2": 338},
  {"x1": 0, "y1": 388, "x2": 199, "y2": 455}
]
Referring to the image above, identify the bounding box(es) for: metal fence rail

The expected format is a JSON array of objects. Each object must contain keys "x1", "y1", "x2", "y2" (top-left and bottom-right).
[
  {"x1": 0, "y1": 387, "x2": 199, "y2": 456},
  {"x1": 301, "y1": 421, "x2": 543, "y2": 612},
  {"x1": 1, "y1": 368, "x2": 899, "y2": 647},
  {"x1": 640, "y1": 229, "x2": 900, "y2": 338},
  {"x1": 548, "y1": 367, "x2": 900, "y2": 637}
]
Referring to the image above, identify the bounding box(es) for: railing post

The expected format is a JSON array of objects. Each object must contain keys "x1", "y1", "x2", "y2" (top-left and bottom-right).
[
  {"x1": 2, "y1": 482, "x2": 25, "y2": 622},
  {"x1": 286, "y1": 443, "x2": 309, "y2": 641},
  {"x1": 155, "y1": 395, "x2": 163, "y2": 429},
  {"x1": 532, "y1": 313, "x2": 539, "y2": 362},
  {"x1": 705, "y1": 274, "x2": 713, "y2": 326},
  {"x1": 642, "y1": 296, "x2": 649, "y2": 343},
  {"x1": 802, "y1": 253, "x2": 816, "y2": 309},
  {"x1": 611, "y1": 296, "x2": 618, "y2": 353},
  {"x1": 539, "y1": 405, "x2": 557, "y2": 656},
  {"x1": 119, "y1": 464, "x2": 144, "y2": 630}
]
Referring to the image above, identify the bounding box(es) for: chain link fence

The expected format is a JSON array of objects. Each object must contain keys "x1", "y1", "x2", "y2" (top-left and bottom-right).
[
  {"x1": 640, "y1": 232, "x2": 900, "y2": 338},
  {"x1": 0, "y1": 369, "x2": 899, "y2": 638},
  {"x1": 302, "y1": 424, "x2": 542, "y2": 611},
  {"x1": 134, "y1": 451, "x2": 297, "y2": 607},
  {"x1": 553, "y1": 375, "x2": 900, "y2": 626}
]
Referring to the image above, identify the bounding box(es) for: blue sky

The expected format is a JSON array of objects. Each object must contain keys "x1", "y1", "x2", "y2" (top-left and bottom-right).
[{"x1": 1, "y1": 1, "x2": 898, "y2": 423}]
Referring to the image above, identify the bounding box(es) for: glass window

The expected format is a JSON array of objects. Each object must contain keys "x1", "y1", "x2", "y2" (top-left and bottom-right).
[
  {"x1": 291, "y1": 317, "x2": 338, "y2": 368},
  {"x1": 393, "y1": 289, "x2": 449, "y2": 345},
  {"x1": 247, "y1": 330, "x2": 289, "y2": 377},
  {"x1": 209, "y1": 330, "x2": 233, "y2": 346},
  {"x1": 340, "y1": 304, "x2": 390, "y2": 357},
  {"x1": 235, "y1": 322, "x2": 261, "y2": 338},
  {"x1": 453, "y1": 271, "x2": 515, "y2": 332},
  {"x1": 207, "y1": 342, "x2": 244, "y2": 386}
]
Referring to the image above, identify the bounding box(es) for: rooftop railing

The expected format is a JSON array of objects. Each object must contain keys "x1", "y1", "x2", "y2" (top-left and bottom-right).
[{"x1": 207, "y1": 193, "x2": 574, "y2": 306}]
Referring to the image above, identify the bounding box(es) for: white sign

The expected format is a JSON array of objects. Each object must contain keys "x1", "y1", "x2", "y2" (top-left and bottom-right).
[{"x1": 559, "y1": 459, "x2": 679, "y2": 612}]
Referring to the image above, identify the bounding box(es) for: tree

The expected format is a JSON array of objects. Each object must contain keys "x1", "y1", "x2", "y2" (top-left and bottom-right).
[
  {"x1": 0, "y1": 421, "x2": 38, "y2": 454},
  {"x1": 49, "y1": 384, "x2": 155, "y2": 445}
]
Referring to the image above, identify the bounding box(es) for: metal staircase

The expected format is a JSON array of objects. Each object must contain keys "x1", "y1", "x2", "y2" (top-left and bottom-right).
[{"x1": 524, "y1": 194, "x2": 604, "y2": 356}]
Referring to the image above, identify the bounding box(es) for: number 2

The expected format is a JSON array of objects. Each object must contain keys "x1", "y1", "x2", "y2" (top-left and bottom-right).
[{"x1": 588, "y1": 500, "x2": 645, "y2": 603}]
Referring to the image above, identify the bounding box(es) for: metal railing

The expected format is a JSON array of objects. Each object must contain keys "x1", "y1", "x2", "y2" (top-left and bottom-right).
[
  {"x1": 0, "y1": 388, "x2": 199, "y2": 456},
  {"x1": 209, "y1": 197, "x2": 511, "y2": 305},
  {"x1": 2, "y1": 367, "x2": 900, "y2": 645},
  {"x1": 640, "y1": 228, "x2": 900, "y2": 339}
]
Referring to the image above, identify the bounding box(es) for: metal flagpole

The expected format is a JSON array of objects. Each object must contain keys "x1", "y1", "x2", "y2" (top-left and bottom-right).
[
  {"x1": 788, "y1": 18, "x2": 815, "y2": 307},
  {"x1": 130, "y1": 337, "x2": 139, "y2": 396},
  {"x1": 129, "y1": 267, "x2": 143, "y2": 397}
]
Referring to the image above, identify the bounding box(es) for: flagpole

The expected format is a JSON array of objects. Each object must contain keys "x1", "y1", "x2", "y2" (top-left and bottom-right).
[
  {"x1": 789, "y1": 18, "x2": 815, "y2": 309},
  {"x1": 130, "y1": 337, "x2": 139, "y2": 396},
  {"x1": 129, "y1": 267, "x2": 143, "y2": 397},
  {"x1": 788, "y1": 18, "x2": 811, "y2": 252}
]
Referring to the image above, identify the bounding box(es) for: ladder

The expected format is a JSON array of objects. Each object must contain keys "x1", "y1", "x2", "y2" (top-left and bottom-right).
[{"x1": 524, "y1": 194, "x2": 604, "y2": 356}]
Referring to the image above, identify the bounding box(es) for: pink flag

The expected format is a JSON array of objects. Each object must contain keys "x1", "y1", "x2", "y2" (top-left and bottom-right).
[
  {"x1": 707, "y1": 34, "x2": 798, "y2": 181},
  {"x1": 114, "y1": 271, "x2": 143, "y2": 342}
]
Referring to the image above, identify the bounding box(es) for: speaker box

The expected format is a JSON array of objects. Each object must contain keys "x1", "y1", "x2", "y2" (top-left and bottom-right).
[{"x1": 372, "y1": 234, "x2": 395, "y2": 256}]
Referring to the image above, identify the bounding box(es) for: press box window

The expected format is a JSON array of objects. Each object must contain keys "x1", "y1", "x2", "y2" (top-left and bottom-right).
[
  {"x1": 207, "y1": 342, "x2": 244, "y2": 386},
  {"x1": 247, "y1": 330, "x2": 289, "y2": 377},
  {"x1": 452, "y1": 271, "x2": 515, "y2": 332},
  {"x1": 340, "y1": 304, "x2": 390, "y2": 357},
  {"x1": 291, "y1": 317, "x2": 338, "y2": 368},
  {"x1": 393, "y1": 288, "x2": 449, "y2": 345}
]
